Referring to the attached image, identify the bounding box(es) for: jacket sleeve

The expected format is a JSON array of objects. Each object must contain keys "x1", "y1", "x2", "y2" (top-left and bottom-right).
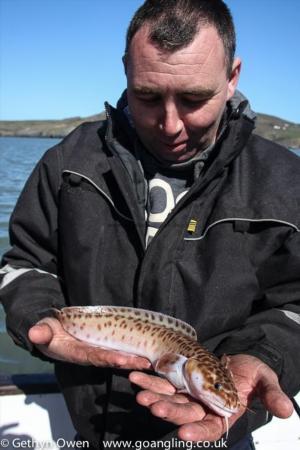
[
  {"x1": 0, "y1": 144, "x2": 66, "y2": 355},
  {"x1": 214, "y1": 229, "x2": 300, "y2": 399}
]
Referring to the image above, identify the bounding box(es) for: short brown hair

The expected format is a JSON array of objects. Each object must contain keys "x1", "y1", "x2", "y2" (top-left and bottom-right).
[{"x1": 125, "y1": 0, "x2": 236, "y2": 78}]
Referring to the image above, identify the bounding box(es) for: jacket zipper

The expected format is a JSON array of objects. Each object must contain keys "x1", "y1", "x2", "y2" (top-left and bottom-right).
[
  {"x1": 62, "y1": 169, "x2": 133, "y2": 222},
  {"x1": 104, "y1": 102, "x2": 146, "y2": 248}
]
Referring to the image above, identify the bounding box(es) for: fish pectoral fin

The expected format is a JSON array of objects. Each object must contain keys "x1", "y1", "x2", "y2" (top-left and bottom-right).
[
  {"x1": 154, "y1": 352, "x2": 183, "y2": 374},
  {"x1": 154, "y1": 353, "x2": 188, "y2": 390}
]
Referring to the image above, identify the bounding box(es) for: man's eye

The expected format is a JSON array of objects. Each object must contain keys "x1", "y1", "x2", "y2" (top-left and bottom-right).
[
  {"x1": 181, "y1": 97, "x2": 206, "y2": 106},
  {"x1": 136, "y1": 95, "x2": 160, "y2": 103}
]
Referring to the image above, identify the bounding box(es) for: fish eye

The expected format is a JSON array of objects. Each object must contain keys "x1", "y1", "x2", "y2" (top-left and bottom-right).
[{"x1": 214, "y1": 382, "x2": 223, "y2": 391}]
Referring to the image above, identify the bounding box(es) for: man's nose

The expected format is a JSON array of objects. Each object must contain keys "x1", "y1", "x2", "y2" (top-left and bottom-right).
[{"x1": 159, "y1": 103, "x2": 183, "y2": 136}]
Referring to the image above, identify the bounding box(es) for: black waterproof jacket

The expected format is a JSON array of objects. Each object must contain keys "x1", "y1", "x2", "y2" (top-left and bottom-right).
[{"x1": 1, "y1": 97, "x2": 300, "y2": 448}]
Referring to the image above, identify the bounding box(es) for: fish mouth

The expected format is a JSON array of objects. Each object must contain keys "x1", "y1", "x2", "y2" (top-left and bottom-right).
[
  {"x1": 193, "y1": 393, "x2": 238, "y2": 417},
  {"x1": 206, "y1": 401, "x2": 238, "y2": 418}
]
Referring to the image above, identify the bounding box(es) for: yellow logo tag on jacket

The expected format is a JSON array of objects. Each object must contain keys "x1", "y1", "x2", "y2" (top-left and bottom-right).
[{"x1": 187, "y1": 219, "x2": 197, "y2": 233}]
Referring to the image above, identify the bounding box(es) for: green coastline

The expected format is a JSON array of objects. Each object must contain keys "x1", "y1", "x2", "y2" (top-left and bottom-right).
[{"x1": 1, "y1": 112, "x2": 300, "y2": 148}]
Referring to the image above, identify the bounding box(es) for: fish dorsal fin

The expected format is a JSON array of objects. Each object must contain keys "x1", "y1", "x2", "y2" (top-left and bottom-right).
[{"x1": 59, "y1": 305, "x2": 197, "y2": 340}]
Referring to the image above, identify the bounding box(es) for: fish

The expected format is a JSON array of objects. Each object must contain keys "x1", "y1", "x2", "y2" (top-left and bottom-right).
[{"x1": 54, "y1": 305, "x2": 240, "y2": 421}]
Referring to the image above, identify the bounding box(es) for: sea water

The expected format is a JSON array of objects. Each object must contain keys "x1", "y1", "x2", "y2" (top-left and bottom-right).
[{"x1": 0, "y1": 137, "x2": 60, "y2": 374}]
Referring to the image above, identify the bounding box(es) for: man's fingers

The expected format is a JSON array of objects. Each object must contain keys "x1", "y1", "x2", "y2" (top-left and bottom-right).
[
  {"x1": 148, "y1": 398, "x2": 206, "y2": 426},
  {"x1": 28, "y1": 317, "x2": 65, "y2": 345},
  {"x1": 28, "y1": 322, "x2": 54, "y2": 345},
  {"x1": 129, "y1": 371, "x2": 176, "y2": 395},
  {"x1": 136, "y1": 389, "x2": 189, "y2": 406},
  {"x1": 257, "y1": 374, "x2": 294, "y2": 418},
  {"x1": 178, "y1": 414, "x2": 226, "y2": 442},
  {"x1": 87, "y1": 349, "x2": 150, "y2": 370}
]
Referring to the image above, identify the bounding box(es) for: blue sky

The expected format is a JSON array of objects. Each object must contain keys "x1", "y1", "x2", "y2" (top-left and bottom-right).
[{"x1": 0, "y1": 0, "x2": 299, "y2": 123}]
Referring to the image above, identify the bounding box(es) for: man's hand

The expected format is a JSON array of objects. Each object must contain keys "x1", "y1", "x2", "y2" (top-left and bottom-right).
[
  {"x1": 129, "y1": 354, "x2": 294, "y2": 442},
  {"x1": 28, "y1": 317, "x2": 151, "y2": 370}
]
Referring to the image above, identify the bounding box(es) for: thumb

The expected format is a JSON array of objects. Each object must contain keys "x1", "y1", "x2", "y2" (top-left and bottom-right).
[
  {"x1": 28, "y1": 317, "x2": 58, "y2": 345},
  {"x1": 258, "y1": 372, "x2": 294, "y2": 418}
]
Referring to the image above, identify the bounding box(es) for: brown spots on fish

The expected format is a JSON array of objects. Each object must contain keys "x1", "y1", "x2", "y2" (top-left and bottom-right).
[
  {"x1": 97, "y1": 324, "x2": 102, "y2": 331},
  {"x1": 159, "y1": 329, "x2": 166, "y2": 338},
  {"x1": 134, "y1": 310, "x2": 141, "y2": 316},
  {"x1": 112, "y1": 330, "x2": 115, "y2": 336}
]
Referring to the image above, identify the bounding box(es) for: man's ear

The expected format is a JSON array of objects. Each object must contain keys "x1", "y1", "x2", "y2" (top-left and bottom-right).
[
  {"x1": 227, "y1": 57, "x2": 242, "y2": 101},
  {"x1": 122, "y1": 54, "x2": 128, "y2": 75}
]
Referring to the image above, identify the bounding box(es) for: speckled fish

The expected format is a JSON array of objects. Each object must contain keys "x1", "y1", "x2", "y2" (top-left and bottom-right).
[{"x1": 54, "y1": 305, "x2": 240, "y2": 419}]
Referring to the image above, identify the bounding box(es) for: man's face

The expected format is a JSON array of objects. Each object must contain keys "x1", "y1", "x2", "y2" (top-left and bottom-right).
[{"x1": 125, "y1": 25, "x2": 241, "y2": 163}]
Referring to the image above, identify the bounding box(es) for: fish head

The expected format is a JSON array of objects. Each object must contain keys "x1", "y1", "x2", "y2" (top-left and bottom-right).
[{"x1": 183, "y1": 357, "x2": 240, "y2": 417}]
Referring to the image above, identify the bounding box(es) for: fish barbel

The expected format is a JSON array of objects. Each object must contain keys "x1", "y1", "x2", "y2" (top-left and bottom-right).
[{"x1": 54, "y1": 305, "x2": 240, "y2": 418}]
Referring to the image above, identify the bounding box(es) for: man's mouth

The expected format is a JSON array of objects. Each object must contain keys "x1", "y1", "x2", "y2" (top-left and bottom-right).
[{"x1": 161, "y1": 141, "x2": 187, "y2": 151}]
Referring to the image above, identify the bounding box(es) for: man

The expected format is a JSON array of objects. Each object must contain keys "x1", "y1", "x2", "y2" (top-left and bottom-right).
[{"x1": 1, "y1": 0, "x2": 299, "y2": 449}]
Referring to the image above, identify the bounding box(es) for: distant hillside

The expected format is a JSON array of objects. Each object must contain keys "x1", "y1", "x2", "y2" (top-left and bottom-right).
[
  {"x1": 0, "y1": 113, "x2": 106, "y2": 139},
  {"x1": 0, "y1": 111, "x2": 299, "y2": 148},
  {"x1": 255, "y1": 113, "x2": 300, "y2": 148}
]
